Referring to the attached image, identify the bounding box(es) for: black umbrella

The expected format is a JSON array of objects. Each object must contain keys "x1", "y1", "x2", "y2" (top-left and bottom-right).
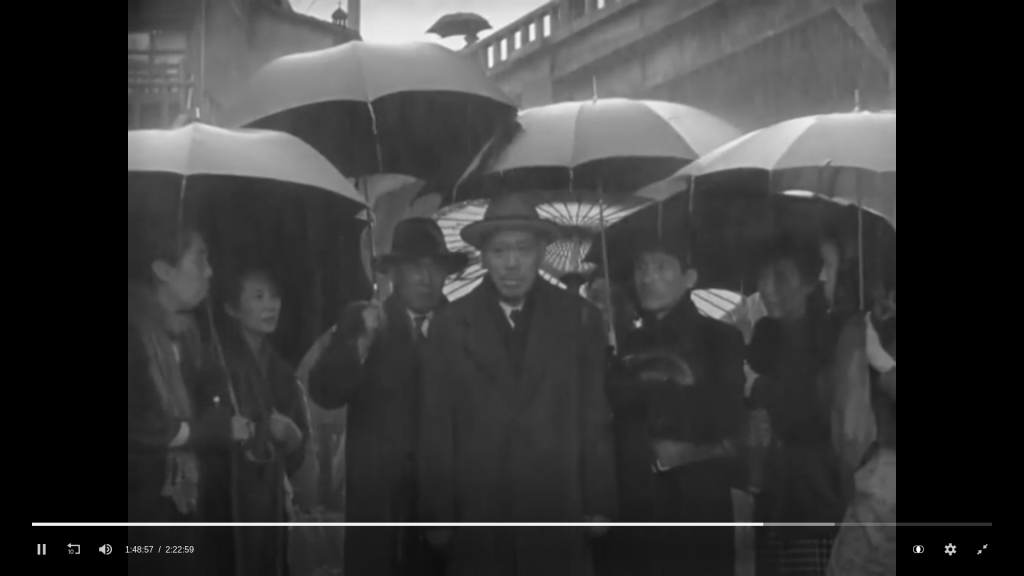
[
  {"x1": 428, "y1": 12, "x2": 491, "y2": 42},
  {"x1": 221, "y1": 41, "x2": 517, "y2": 184},
  {"x1": 591, "y1": 170, "x2": 895, "y2": 298}
]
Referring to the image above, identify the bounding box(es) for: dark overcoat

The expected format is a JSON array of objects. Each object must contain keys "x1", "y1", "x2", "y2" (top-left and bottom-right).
[
  {"x1": 417, "y1": 280, "x2": 618, "y2": 576},
  {"x1": 308, "y1": 295, "x2": 436, "y2": 574},
  {"x1": 599, "y1": 296, "x2": 746, "y2": 575}
]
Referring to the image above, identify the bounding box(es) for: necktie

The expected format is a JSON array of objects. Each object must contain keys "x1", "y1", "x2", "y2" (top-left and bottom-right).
[
  {"x1": 509, "y1": 309, "x2": 523, "y2": 329},
  {"x1": 413, "y1": 315, "x2": 427, "y2": 342}
]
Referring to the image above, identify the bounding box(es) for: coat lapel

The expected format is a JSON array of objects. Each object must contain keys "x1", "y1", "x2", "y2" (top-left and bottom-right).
[
  {"x1": 516, "y1": 283, "x2": 569, "y2": 411},
  {"x1": 461, "y1": 286, "x2": 517, "y2": 401},
  {"x1": 384, "y1": 296, "x2": 414, "y2": 347}
]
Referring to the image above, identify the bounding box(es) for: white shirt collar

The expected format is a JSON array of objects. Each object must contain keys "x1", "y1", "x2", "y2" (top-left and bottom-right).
[
  {"x1": 499, "y1": 302, "x2": 526, "y2": 327},
  {"x1": 407, "y1": 309, "x2": 432, "y2": 337}
]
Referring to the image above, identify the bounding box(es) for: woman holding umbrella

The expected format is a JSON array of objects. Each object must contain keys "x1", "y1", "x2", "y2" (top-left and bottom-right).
[
  {"x1": 128, "y1": 122, "x2": 369, "y2": 574},
  {"x1": 747, "y1": 237, "x2": 846, "y2": 576},
  {"x1": 127, "y1": 216, "x2": 253, "y2": 572},
  {"x1": 212, "y1": 263, "x2": 310, "y2": 576}
]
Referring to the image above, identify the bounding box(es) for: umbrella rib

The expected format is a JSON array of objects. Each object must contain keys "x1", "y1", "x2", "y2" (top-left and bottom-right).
[
  {"x1": 701, "y1": 290, "x2": 740, "y2": 309},
  {"x1": 569, "y1": 102, "x2": 586, "y2": 170},
  {"x1": 351, "y1": 46, "x2": 384, "y2": 174},
  {"x1": 767, "y1": 117, "x2": 818, "y2": 171},
  {"x1": 645, "y1": 101, "x2": 698, "y2": 159},
  {"x1": 693, "y1": 292, "x2": 730, "y2": 317}
]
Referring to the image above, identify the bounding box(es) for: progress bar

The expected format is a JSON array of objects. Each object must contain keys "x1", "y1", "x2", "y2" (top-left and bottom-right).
[
  {"x1": 33, "y1": 523, "x2": 993, "y2": 527},
  {"x1": 770, "y1": 523, "x2": 991, "y2": 527}
]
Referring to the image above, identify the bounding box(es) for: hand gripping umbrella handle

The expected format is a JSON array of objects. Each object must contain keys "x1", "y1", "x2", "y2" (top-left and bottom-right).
[{"x1": 597, "y1": 185, "x2": 617, "y2": 350}]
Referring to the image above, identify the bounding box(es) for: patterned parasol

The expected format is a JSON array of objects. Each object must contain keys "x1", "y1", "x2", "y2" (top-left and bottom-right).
[
  {"x1": 435, "y1": 198, "x2": 646, "y2": 300},
  {"x1": 435, "y1": 198, "x2": 742, "y2": 319}
]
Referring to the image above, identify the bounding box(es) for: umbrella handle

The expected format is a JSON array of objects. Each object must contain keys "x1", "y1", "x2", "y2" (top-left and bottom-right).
[
  {"x1": 363, "y1": 100, "x2": 386, "y2": 301},
  {"x1": 857, "y1": 176, "x2": 865, "y2": 311},
  {"x1": 359, "y1": 177, "x2": 381, "y2": 298},
  {"x1": 597, "y1": 186, "x2": 616, "y2": 350},
  {"x1": 205, "y1": 302, "x2": 241, "y2": 415}
]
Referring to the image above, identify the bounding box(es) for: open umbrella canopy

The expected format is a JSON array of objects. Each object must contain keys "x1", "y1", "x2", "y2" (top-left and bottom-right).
[
  {"x1": 428, "y1": 12, "x2": 491, "y2": 39},
  {"x1": 128, "y1": 124, "x2": 370, "y2": 364},
  {"x1": 220, "y1": 41, "x2": 518, "y2": 183},
  {"x1": 637, "y1": 110, "x2": 895, "y2": 223},
  {"x1": 462, "y1": 99, "x2": 741, "y2": 196},
  {"x1": 594, "y1": 171, "x2": 895, "y2": 295},
  {"x1": 128, "y1": 123, "x2": 365, "y2": 208}
]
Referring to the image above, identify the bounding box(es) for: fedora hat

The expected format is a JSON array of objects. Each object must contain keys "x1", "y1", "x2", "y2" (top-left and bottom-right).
[
  {"x1": 375, "y1": 217, "x2": 470, "y2": 274},
  {"x1": 460, "y1": 194, "x2": 561, "y2": 249}
]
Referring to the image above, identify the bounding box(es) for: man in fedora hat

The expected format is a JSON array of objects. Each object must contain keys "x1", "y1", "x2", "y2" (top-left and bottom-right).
[
  {"x1": 417, "y1": 194, "x2": 617, "y2": 575},
  {"x1": 309, "y1": 217, "x2": 469, "y2": 576}
]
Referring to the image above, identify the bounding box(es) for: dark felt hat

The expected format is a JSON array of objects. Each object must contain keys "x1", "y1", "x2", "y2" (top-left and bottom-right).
[
  {"x1": 375, "y1": 217, "x2": 470, "y2": 274},
  {"x1": 460, "y1": 194, "x2": 561, "y2": 249}
]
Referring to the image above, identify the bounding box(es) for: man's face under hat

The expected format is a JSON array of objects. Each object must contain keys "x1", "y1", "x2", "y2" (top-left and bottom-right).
[
  {"x1": 377, "y1": 217, "x2": 469, "y2": 313},
  {"x1": 388, "y1": 256, "x2": 449, "y2": 314},
  {"x1": 481, "y1": 228, "x2": 546, "y2": 303}
]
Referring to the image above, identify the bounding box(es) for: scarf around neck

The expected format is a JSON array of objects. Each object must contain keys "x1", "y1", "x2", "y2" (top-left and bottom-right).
[{"x1": 128, "y1": 284, "x2": 200, "y2": 515}]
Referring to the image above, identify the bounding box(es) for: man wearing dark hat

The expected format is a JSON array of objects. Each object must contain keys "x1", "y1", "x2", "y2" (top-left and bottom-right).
[
  {"x1": 309, "y1": 217, "x2": 469, "y2": 576},
  {"x1": 601, "y1": 233, "x2": 746, "y2": 575},
  {"x1": 417, "y1": 194, "x2": 618, "y2": 576}
]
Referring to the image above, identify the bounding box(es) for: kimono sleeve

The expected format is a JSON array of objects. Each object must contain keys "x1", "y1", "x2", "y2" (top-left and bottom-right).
[
  {"x1": 127, "y1": 328, "x2": 182, "y2": 449},
  {"x1": 277, "y1": 358, "x2": 312, "y2": 476},
  {"x1": 580, "y1": 303, "x2": 618, "y2": 519},
  {"x1": 417, "y1": 312, "x2": 456, "y2": 523}
]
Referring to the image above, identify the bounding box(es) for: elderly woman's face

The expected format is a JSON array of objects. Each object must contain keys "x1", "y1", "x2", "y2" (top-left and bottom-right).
[{"x1": 228, "y1": 274, "x2": 281, "y2": 336}]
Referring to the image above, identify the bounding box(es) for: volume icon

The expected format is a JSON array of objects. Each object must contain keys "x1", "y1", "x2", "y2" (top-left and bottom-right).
[{"x1": 99, "y1": 544, "x2": 112, "y2": 555}]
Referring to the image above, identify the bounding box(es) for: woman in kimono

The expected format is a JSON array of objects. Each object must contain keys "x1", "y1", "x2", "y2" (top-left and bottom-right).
[
  {"x1": 128, "y1": 220, "x2": 252, "y2": 574},
  {"x1": 827, "y1": 280, "x2": 895, "y2": 575},
  {"x1": 216, "y1": 265, "x2": 311, "y2": 575},
  {"x1": 748, "y1": 241, "x2": 847, "y2": 575}
]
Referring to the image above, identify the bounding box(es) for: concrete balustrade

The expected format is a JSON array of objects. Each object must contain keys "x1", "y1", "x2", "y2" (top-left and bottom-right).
[{"x1": 464, "y1": 0, "x2": 629, "y2": 71}]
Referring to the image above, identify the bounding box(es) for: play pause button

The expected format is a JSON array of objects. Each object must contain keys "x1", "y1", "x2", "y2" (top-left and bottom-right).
[{"x1": 37, "y1": 544, "x2": 46, "y2": 555}]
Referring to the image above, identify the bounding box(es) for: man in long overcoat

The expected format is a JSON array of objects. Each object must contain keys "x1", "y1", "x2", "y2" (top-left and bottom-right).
[
  {"x1": 308, "y1": 218, "x2": 469, "y2": 575},
  {"x1": 418, "y1": 194, "x2": 618, "y2": 575}
]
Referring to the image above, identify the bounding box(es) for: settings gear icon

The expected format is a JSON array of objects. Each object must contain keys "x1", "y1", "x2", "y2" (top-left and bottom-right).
[{"x1": 945, "y1": 544, "x2": 956, "y2": 555}]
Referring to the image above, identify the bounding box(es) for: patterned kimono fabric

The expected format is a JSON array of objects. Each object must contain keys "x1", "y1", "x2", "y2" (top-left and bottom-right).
[
  {"x1": 826, "y1": 450, "x2": 895, "y2": 575},
  {"x1": 751, "y1": 298, "x2": 843, "y2": 576},
  {"x1": 127, "y1": 285, "x2": 207, "y2": 574},
  {"x1": 828, "y1": 328, "x2": 895, "y2": 575}
]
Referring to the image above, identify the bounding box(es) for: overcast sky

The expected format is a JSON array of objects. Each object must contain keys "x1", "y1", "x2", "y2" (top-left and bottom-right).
[{"x1": 303, "y1": 0, "x2": 549, "y2": 49}]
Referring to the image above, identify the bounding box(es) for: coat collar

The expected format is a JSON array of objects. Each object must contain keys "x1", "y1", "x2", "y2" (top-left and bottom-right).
[
  {"x1": 459, "y1": 277, "x2": 566, "y2": 408},
  {"x1": 383, "y1": 293, "x2": 448, "y2": 345},
  {"x1": 633, "y1": 292, "x2": 701, "y2": 344}
]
